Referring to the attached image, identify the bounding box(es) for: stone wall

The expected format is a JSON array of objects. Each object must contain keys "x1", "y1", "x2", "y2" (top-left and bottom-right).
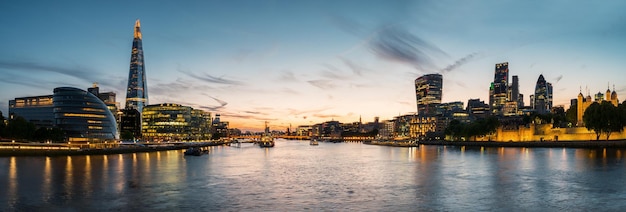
[{"x1": 477, "y1": 124, "x2": 626, "y2": 142}]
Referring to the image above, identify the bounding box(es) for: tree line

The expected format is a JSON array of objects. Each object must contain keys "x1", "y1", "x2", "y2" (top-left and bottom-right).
[
  {"x1": 445, "y1": 116, "x2": 500, "y2": 141},
  {"x1": 583, "y1": 100, "x2": 626, "y2": 140},
  {"x1": 443, "y1": 100, "x2": 626, "y2": 141},
  {"x1": 0, "y1": 112, "x2": 65, "y2": 142}
]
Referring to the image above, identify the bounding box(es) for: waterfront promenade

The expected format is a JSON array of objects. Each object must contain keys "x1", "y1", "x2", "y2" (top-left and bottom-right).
[
  {"x1": 419, "y1": 140, "x2": 626, "y2": 148},
  {"x1": 0, "y1": 141, "x2": 227, "y2": 157}
]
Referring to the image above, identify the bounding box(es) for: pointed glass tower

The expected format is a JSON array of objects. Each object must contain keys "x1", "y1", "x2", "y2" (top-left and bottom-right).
[{"x1": 125, "y1": 19, "x2": 148, "y2": 113}]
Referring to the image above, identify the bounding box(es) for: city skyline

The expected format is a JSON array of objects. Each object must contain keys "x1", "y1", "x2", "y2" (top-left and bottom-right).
[{"x1": 1, "y1": 1, "x2": 625, "y2": 131}]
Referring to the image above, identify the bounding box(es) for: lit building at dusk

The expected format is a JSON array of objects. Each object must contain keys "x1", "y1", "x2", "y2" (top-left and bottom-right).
[
  {"x1": 8, "y1": 95, "x2": 55, "y2": 128},
  {"x1": 9, "y1": 87, "x2": 119, "y2": 143},
  {"x1": 141, "y1": 103, "x2": 212, "y2": 142},
  {"x1": 576, "y1": 87, "x2": 619, "y2": 126},
  {"x1": 490, "y1": 62, "x2": 509, "y2": 115},
  {"x1": 415, "y1": 74, "x2": 442, "y2": 116},
  {"x1": 533, "y1": 74, "x2": 552, "y2": 114},
  {"x1": 466, "y1": 98, "x2": 491, "y2": 120},
  {"x1": 125, "y1": 19, "x2": 149, "y2": 115},
  {"x1": 53, "y1": 87, "x2": 118, "y2": 143}
]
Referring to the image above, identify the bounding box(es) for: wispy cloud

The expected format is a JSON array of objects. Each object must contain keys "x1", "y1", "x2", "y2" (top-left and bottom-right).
[
  {"x1": 312, "y1": 113, "x2": 340, "y2": 119},
  {"x1": 327, "y1": 14, "x2": 366, "y2": 36},
  {"x1": 369, "y1": 25, "x2": 447, "y2": 71},
  {"x1": 199, "y1": 95, "x2": 228, "y2": 111},
  {"x1": 439, "y1": 52, "x2": 479, "y2": 73},
  {"x1": 307, "y1": 80, "x2": 337, "y2": 90},
  {"x1": 339, "y1": 57, "x2": 370, "y2": 76},
  {"x1": 0, "y1": 60, "x2": 114, "y2": 87},
  {"x1": 553, "y1": 75, "x2": 563, "y2": 83},
  {"x1": 179, "y1": 69, "x2": 243, "y2": 85},
  {"x1": 278, "y1": 70, "x2": 298, "y2": 82}
]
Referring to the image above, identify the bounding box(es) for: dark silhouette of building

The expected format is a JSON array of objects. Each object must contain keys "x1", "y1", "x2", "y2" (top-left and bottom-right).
[
  {"x1": 125, "y1": 19, "x2": 149, "y2": 114},
  {"x1": 415, "y1": 74, "x2": 442, "y2": 116},
  {"x1": 491, "y1": 62, "x2": 509, "y2": 114},
  {"x1": 534, "y1": 74, "x2": 552, "y2": 114},
  {"x1": 120, "y1": 108, "x2": 141, "y2": 140}
]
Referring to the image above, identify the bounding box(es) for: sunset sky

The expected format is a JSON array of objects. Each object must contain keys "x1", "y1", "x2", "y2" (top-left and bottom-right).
[{"x1": 1, "y1": 0, "x2": 625, "y2": 131}]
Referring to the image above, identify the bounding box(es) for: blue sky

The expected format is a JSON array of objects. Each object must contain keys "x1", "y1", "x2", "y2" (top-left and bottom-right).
[{"x1": 1, "y1": 0, "x2": 625, "y2": 131}]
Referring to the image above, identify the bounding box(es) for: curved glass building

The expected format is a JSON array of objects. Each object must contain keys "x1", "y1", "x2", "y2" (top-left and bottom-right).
[{"x1": 53, "y1": 87, "x2": 118, "y2": 143}]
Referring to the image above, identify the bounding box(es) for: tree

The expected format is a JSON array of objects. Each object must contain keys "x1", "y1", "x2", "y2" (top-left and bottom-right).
[
  {"x1": 445, "y1": 116, "x2": 500, "y2": 141},
  {"x1": 5, "y1": 116, "x2": 36, "y2": 141},
  {"x1": 565, "y1": 106, "x2": 577, "y2": 126},
  {"x1": 583, "y1": 101, "x2": 625, "y2": 140},
  {"x1": 445, "y1": 120, "x2": 465, "y2": 141},
  {"x1": 0, "y1": 111, "x2": 5, "y2": 138}
]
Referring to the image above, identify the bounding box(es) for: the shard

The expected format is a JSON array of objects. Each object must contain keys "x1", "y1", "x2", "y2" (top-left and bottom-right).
[{"x1": 125, "y1": 19, "x2": 148, "y2": 113}]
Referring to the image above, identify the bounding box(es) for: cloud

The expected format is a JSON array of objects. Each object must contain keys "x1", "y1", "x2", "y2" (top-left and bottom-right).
[
  {"x1": 307, "y1": 80, "x2": 337, "y2": 90},
  {"x1": 327, "y1": 14, "x2": 366, "y2": 36},
  {"x1": 312, "y1": 113, "x2": 341, "y2": 119},
  {"x1": 0, "y1": 60, "x2": 115, "y2": 87},
  {"x1": 369, "y1": 25, "x2": 447, "y2": 71},
  {"x1": 195, "y1": 94, "x2": 228, "y2": 111},
  {"x1": 553, "y1": 75, "x2": 563, "y2": 83},
  {"x1": 339, "y1": 57, "x2": 370, "y2": 76},
  {"x1": 179, "y1": 69, "x2": 243, "y2": 85},
  {"x1": 0, "y1": 73, "x2": 50, "y2": 89},
  {"x1": 278, "y1": 70, "x2": 298, "y2": 82},
  {"x1": 281, "y1": 88, "x2": 299, "y2": 95},
  {"x1": 320, "y1": 64, "x2": 350, "y2": 80},
  {"x1": 439, "y1": 52, "x2": 479, "y2": 73}
]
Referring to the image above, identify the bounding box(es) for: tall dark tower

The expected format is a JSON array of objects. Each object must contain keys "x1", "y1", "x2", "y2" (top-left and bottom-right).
[
  {"x1": 534, "y1": 74, "x2": 550, "y2": 114},
  {"x1": 491, "y1": 62, "x2": 509, "y2": 114},
  {"x1": 125, "y1": 19, "x2": 148, "y2": 113}
]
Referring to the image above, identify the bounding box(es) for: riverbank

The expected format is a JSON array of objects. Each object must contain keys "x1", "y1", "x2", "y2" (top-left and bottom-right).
[
  {"x1": 0, "y1": 141, "x2": 227, "y2": 157},
  {"x1": 363, "y1": 141, "x2": 419, "y2": 147},
  {"x1": 419, "y1": 140, "x2": 626, "y2": 148}
]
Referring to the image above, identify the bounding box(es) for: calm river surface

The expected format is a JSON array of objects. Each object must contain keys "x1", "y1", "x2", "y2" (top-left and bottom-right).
[{"x1": 2, "y1": 140, "x2": 626, "y2": 211}]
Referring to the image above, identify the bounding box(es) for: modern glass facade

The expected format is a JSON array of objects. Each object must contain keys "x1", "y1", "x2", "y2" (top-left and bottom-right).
[
  {"x1": 125, "y1": 19, "x2": 148, "y2": 114},
  {"x1": 53, "y1": 87, "x2": 118, "y2": 142},
  {"x1": 491, "y1": 62, "x2": 509, "y2": 114},
  {"x1": 9, "y1": 95, "x2": 55, "y2": 128},
  {"x1": 533, "y1": 74, "x2": 551, "y2": 114},
  {"x1": 142, "y1": 103, "x2": 212, "y2": 142},
  {"x1": 415, "y1": 74, "x2": 443, "y2": 116}
]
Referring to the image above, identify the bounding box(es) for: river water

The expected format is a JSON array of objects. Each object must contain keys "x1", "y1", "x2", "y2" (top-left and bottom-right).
[{"x1": 2, "y1": 139, "x2": 626, "y2": 211}]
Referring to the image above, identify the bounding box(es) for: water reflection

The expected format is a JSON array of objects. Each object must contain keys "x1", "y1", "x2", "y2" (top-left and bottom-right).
[{"x1": 2, "y1": 143, "x2": 626, "y2": 211}]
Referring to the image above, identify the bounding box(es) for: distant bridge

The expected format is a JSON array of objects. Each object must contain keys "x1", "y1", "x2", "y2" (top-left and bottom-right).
[{"x1": 228, "y1": 135, "x2": 374, "y2": 142}]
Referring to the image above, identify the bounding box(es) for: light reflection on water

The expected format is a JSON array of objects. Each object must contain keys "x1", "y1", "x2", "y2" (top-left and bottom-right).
[{"x1": 1, "y1": 141, "x2": 626, "y2": 211}]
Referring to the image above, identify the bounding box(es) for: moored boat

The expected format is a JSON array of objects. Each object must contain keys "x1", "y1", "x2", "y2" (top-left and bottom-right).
[
  {"x1": 258, "y1": 121, "x2": 275, "y2": 148},
  {"x1": 184, "y1": 147, "x2": 208, "y2": 156},
  {"x1": 310, "y1": 139, "x2": 319, "y2": 145}
]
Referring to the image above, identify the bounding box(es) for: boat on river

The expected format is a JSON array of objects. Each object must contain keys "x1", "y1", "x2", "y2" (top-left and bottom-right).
[
  {"x1": 258, "y1": 121, "x2": 275, "y2": 148},
  {"x1": 184, "y1": 147, "x2": 208, "y2": 156},
  {"x1": 310, "y1": 139, "x2": 319, "y2": 146}
]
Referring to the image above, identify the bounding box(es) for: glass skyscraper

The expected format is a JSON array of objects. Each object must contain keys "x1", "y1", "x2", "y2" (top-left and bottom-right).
[
  {"x1": 415, "y1": 74, "x2": 443, "y2": 116},
  {"x1": 491, "y1": 62, "x2": 509, "y2": 114},
  {"x1": 533, "y1": 74, "x2": 552, "y2": 114},
  {"x1": 125, "y1": 19, "x2": 148, "y2": 113},
  {"x1": 54, "y1": 87, "x2": 118, "y2": 142}
]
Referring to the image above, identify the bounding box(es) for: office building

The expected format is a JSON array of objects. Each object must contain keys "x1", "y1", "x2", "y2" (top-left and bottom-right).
[
  {"x1": 533, "y1": 74, "x2": 552, "y2": 114},
  {"x1": 53, "y1": 87, "x2": 118, "y2": 142},
  {"x1": 415, "y1": 74, "x2": 443, "y2": 116},
  {"x1": 142, "y1": 103, "x2": 212, "y2": 141},
  {"x1": 9, "y1": 87, "x2": 118, "y2": 143},
  {"x1": 125, "y1": 19, "x2": 149, "y2": 114},
  {"x1": 9, "y1": 95, "x2": 55, "y2": 128},
  {"x1": 491, "y1": 62, "x2": 509, "y2": 114}
]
